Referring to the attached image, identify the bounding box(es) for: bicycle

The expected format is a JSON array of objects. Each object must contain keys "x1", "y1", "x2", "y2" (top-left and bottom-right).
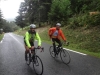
[
  {"x1": 25, "y1": 47, "x2": 44, "y2": 75},
  {"x1": 49, "y1": 42, "x2": 71, "y2": 65}
]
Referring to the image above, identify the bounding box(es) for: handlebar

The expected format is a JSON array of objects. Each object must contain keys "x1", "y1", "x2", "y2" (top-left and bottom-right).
[
  {"x1": 34, "y1": 47, "x2": 44, "y2": 52},
  {"x1": 29, "y1": 47, "x2": 44, "y2": 52}
]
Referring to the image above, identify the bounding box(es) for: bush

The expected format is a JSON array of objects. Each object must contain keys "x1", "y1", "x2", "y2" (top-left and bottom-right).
[
  {"x1": 67, "y1": 13, "x2": 100, "y2": 29},
  {"x1": 86, "y1": 14, "x2": 100, "y2": 27},
  {"x1": 67, "y1": 14, "x2": 88, "y2": 29}
]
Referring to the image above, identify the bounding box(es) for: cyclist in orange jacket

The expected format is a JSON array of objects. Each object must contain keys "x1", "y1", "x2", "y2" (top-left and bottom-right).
[{"x1": 48, "y1": 23, "x2": 67, "y2": 55}]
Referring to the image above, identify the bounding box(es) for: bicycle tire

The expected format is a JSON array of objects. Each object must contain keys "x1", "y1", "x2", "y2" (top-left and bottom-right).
[
  {"x1": 49, "y1": 46, "x2": 55, "y2": 58},
  {"x1": 26, "y1": 53, "x2": 31, "y2": 65},
  {"x1": 60, "y1": 49, "x2": 71, "y2": 65},
  {"x1": 33, "y1": 55, "x2": 43, "y2": 75}
]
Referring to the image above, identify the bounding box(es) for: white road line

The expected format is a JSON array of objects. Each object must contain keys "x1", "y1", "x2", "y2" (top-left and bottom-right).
[
  {"x1": 63, "y1": 48, "x2": 87, "y2": 56},
  {"x1": 0, "y1": 37, "x2": 4, "y2": 43},
  {"x1": 0, "y1": 40, "x2": 2, "y2": 43},
  {"x1": 9, "y1": 34, "x2": 22, "y2": 45}
]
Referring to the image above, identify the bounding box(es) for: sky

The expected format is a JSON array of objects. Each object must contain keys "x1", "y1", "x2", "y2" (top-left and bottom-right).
[{"x1": 0, "y1": 0, "x2": 24, "y2": 21}]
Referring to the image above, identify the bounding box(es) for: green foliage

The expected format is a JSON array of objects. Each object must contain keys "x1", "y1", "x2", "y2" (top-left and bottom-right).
[
  {"x1": 0, "y1": 9, "x2": 3, "y2": 28},
  {"x1": 2, "y1": 20, "x2": 19, "y2": 32},
  {"x1": 67, "y1": 13, "x2": 100, "y2": 29},
  {"x1": 15, "y1": 15, "x2": 26, "y2": 28},
  {"x1": 16, "y1": 0, "x2": 100, "y2": 28},
  {"x1": 48, "y1": 0, "x2": 72, "y2": 22},
  {"x1": 0, "y1": 34, "x2": 4, "y2": 41},
  {"x1": 85, "y1": 14, "x2": 100, "y2": 27},
  {"x1": 67, "y1": 14, "x2": 88, "y2": 29},
  {"x1": 62, "y1": 27, "x2": 100, "y2": 52},
  {"x1": 70, "y1": 0, "x2": 100, "y2": 13},
  {"x1": 78, "y1": 29, "x2": 100, "y2": 52},
  {"x1": 16, "y1": 0, "x2": 51, "y2": 26}
]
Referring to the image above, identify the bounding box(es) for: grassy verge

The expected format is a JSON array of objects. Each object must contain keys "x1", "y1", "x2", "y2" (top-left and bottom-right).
[{"x1": 0, "y1": 34, "x2": 4, "y2": 41}]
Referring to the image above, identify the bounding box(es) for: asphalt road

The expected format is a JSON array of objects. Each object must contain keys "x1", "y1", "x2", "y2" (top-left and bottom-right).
[{"x1": 0, "y1": 33, "x2": 100, "y2": 75}]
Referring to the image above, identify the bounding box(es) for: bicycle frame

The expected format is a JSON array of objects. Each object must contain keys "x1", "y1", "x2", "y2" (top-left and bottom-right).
[
  {"x1": 49, "y1": 42, "x2": 71, "y2": 65},
  {"x1": 29, "y1": 47, "x2": 44, "y2": 60}
]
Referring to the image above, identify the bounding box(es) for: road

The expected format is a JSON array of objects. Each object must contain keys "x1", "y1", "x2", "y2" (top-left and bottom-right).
[{"x1": 0, "y1": 33, "x2": 100, "y2": 75}]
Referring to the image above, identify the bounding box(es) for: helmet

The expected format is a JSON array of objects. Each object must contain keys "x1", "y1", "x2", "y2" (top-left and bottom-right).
[
  {"x1": 56, "y1": 23, "x2": 61, "y2": 26},
  {"x1": 30, "y1": 24, "x2": 36, "y2": 28}
]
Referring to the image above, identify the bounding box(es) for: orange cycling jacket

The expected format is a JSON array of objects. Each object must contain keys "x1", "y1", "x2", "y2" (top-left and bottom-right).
[{"x1": 48, "y1": 27, "x2": 66, "y2": 41}]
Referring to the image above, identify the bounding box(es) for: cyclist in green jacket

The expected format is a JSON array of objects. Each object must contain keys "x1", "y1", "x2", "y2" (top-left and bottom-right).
[{"x1": 24, "y1": 24, "x2": 41, "y2": 61}]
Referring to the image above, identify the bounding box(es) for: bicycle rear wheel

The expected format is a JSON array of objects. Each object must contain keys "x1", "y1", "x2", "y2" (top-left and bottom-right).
[
  {"x1": 33, "y1": 55, "x2": 43, "y2": 75},
  {"x1": 49, "y1": 46, "x2": 55, "y2": 58},
  {"x1": 26, "y1": 53, "x2": 31, "y2": 65},
  {"x1": 60, "y1": 49, "x2": 71, "y2": 65}
]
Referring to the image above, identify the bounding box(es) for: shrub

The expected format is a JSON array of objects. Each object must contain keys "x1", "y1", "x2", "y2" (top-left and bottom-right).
[
  {"x1": 86, "y1": 14, "x2": 100, "y2": 27},
  {"x1": 67, "y1": 14, "x2": 88, "y2": 29}
]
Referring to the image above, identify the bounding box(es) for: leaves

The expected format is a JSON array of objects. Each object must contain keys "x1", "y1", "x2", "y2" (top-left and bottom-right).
[
  {"x1": 48, "y1": 0, "x2": 71, "y2": 22},
  {"x1": 15, "y1": 0, "x2": 52, "y2": 27}
]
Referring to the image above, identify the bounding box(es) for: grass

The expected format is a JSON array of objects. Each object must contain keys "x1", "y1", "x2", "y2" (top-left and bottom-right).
[
  {"x1": 0, "y1": 33, "x2": 4, "y2": 41},
  {"x1": 65, "y1": 27, "x2": 100, "y2": 52},
  {"x1": 14, "y1": 26, "x2": 100, "y2": 58}
]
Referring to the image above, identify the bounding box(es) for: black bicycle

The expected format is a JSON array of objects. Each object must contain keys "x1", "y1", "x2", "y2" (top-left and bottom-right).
[
  {"x1": 49, "y1": 42, "x2": 71, "y2": 65},
  {"x1": 25, "y1": 47, "x2": 44, "y2": 75}
]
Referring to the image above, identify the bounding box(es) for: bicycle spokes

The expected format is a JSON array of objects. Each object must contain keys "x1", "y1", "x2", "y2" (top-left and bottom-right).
[
  {"x1": 26, "y1": 53, "x2": 31, "y2": 65},
  {"x1": 63, "y1": 51, "x2": 66, "y2": 57},
  {"x1": 33, "y1": 56, "x2": 43, "y2": 75},
  {"x1": 60, "y1": 49, "x2": 71, "y2": 65},
  {"x1": 34, "y1": 57, "x2": 39, "y2": 66},
  {"x1": 49, "y1": 46, "x2": 55, "y2": 58}
]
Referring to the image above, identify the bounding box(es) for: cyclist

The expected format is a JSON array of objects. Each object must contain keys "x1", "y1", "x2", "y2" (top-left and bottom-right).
[
  {"x1": 48, "y1": 23, "x2": 67, "y2": 56},
  {"x1": 24, "y1": 24, "x2": 41, "y2": 61}
]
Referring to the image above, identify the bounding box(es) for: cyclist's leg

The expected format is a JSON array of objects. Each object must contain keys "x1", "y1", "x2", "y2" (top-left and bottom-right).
[
  {"x1": 55, "y1": 38, "x2": 62, "y2": 53},
  {"x1": 30, "y1": 42, "x2": 35, "y2": 61},
  {"x1": 55, "y1": 38, "x2": 62, "y2": 47},
  {"x1": 24, "y1": 40, "x2": 29, "y2": 61},
  {"x1": 52, "y1": 38, "x2": 57, "y2": 54}
]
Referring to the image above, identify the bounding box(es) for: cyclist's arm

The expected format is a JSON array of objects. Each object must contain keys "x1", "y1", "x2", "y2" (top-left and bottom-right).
[
  {"x1": 48, "y1": 28, "x2": 53, "y2": 38},
  {"x1": 25, "y1": 32, "x2": 31, "y2": 48},
  {"x1": 35, "y1": 32, "x2": 41, "y2": 46},
  {"x1": 60, "y1": 30, "x2": 66, "y2": 41}
]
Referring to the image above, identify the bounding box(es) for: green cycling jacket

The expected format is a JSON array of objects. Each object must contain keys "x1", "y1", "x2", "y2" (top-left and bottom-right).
[{"x1": 24, "y1": 31, "x2": 41, "y2": 48}]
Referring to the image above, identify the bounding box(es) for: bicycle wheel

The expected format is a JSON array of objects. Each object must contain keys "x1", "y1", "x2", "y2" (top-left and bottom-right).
[
  {"x1": 60, "y1": 49, "x2": 71, "y2": 65},
  {"x1": 26, "y1": 53, "x2": 31, "y2": 65},
  {"x1": 33, "y1": 55, "x2": 43, "y2": 75},
  {"x1": 49, "y1": 46, "x2": 55, "y2": 58}
]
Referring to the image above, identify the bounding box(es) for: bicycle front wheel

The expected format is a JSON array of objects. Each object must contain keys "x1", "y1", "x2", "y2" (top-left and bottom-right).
[
  {"x1": 33, "y1": 55, "x2": 43, "y2": 75},
  {"x1": 26, "y1": 53, "x2": 31, "y2": 65},
  {"x1": 49, "y1": 46, "x2": 55, "y2": 58},
  {"x1": 60, "y1": 49, "x2": 71, "y2": 65}
]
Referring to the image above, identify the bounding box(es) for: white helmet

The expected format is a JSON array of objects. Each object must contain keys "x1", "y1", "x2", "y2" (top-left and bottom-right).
[
  {"x1": 30, "y1": 24, "x2": 36, "y2": 28},
  {"x1": 56, "y1": 23, "x2": 61, "y2": 26}
]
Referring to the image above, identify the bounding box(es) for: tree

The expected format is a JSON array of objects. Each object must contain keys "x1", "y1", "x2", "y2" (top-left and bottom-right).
[
  {"x1": 15, "y1": 15, "x2": 25, "y2": 29},
  {"x1": 15, "y1": 2, "x2": 27, "y2": 29},
  {"x1": 0, "y1": 9, "x2": 3, "y2": 28},
  {"x1": 70, "y1": 0, "x2": 100, "y2": 14},
  {"x1": 48, "y1": 0, "x2": 71, "y2": 22},
  {"x1": 16, "y1": 0, "x2": 52, "y2": 27}
]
